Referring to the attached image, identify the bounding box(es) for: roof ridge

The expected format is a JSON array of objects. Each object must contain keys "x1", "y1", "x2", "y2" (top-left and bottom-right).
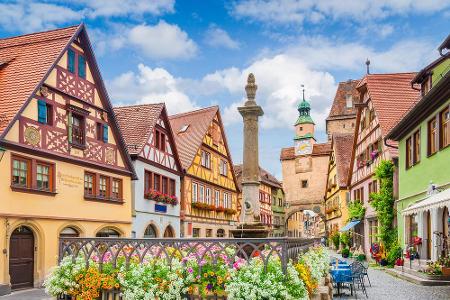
[
  {"x1": 114, "y1": 102, "x2": 165, "y2": 109},
  {"x1": 0, "y1": 24, "x2": 80, "y2": 42},
  {"x1": 367, "y1": 72, "x2": 417, "y2": 76},
  {"x1": 169, "y1": 105, "x2": 218, "y2": 119}
]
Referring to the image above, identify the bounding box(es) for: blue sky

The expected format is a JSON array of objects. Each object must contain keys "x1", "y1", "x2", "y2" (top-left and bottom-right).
[{"x1": 1, "y1": 0, "x2": 449, "y2": 178}]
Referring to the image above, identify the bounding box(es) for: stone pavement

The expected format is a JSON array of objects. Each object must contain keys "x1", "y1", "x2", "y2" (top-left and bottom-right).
[
  {"x1": 0, "y1": 289, "x2": 51, "y2": 300},
  {"x1": 335, "y1": 267, "x2": 450, "y2": 300}
]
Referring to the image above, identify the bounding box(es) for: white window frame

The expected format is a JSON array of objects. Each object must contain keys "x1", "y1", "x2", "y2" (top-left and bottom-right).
[
  {"x1": 206, "y1": 187, "x2": 211, "y2": 204},
  {"x1": 199, "y1": 185, "x2": 205, "y2": 202},
  {"x1": 223, "y1": 192, "x2": 230, "y2": 208},
  {"x1": 192, "y1": 183, "x2": 198, "y2": 203},
  {"x1": 215, "y1": 190, "x2": 220, "y2": 207}
]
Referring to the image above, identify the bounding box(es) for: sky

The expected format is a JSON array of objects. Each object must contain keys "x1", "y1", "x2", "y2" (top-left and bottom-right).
[{"x1": 0, "y1": 0, "x2": 449, "y2": 179}]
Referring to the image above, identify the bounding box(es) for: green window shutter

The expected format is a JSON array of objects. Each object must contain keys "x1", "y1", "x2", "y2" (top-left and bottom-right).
[
  {"x1": 68, "y1": 49, "x2": 75, "y2": 73},
  {"x1": 68, "y1": 111, "x2": 73, "y2": 143},
  {"x1": 38, "y1": 100, "x2": 47, "y2": 123},
  {"x1": 78, "y1": 55, "x2": 86, "y2": 78},
  {"x1": 103, "y1": 124, "x2": 108, "y2": 143}
]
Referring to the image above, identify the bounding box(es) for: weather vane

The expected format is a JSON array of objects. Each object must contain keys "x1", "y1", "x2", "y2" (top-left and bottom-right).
[{"x1": 301, "y1": 84, "x2": 305, "y2": 101}]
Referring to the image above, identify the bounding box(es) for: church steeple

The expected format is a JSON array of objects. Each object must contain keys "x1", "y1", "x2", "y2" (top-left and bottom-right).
[{"x1": 294, "y1": 85, "x2": 315, "y2": 141}]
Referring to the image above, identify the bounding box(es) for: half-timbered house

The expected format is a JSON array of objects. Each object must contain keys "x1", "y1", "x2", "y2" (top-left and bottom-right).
[
  {"x1": 114, "y1": 104, "x2": 182, "y2": 238},
  {"x1": 348, "y1": 73, "x2": 419, "y2": 254},
  {"x1": 169, "y1": 106, "x2": 239, "y2": 238},
  {"x1": 0, "y1": 25, "x2": 136, "y2": 294}
]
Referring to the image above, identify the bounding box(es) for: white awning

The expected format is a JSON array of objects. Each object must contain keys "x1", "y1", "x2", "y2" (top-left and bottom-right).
[{"x1": 402, "y1": 188, "x2": 450, "y2": 215}]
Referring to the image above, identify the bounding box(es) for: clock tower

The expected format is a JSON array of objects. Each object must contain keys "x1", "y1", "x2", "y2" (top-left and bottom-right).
[{"x1": 294, "y1": 88, "x2": 315, "y2": 156}]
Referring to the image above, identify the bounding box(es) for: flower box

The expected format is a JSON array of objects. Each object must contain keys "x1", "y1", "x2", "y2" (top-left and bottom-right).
[
  {"x1": 145, "y1": 190, "x2": 178, "y2": 206},
  {"x1": 191, "y1": 202, "x2": 216, "y2": 211},
  {"x1": 215, "y1": 206, "x2": 225, "y2": 213},
  {"x1": 442, "y1": 267, "x2": 450, "y2": 276},
  {"x1": 224, "y1": 208, "x2": 237, "y2": 215}
]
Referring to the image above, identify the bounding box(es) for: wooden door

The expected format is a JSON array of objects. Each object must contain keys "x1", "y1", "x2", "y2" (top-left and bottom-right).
[
  {"x1": 9, "y1": 226, "x2": 34, "y2": 290},
  {"x1": 163, "y1": 226, "x2": 174, "y2": 238}
]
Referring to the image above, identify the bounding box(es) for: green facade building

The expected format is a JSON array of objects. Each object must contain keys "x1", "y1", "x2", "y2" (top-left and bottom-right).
[
  {"x1": 387, "y1": 35, "x2": 450, "y2": 261},
  {"x1": 271, "y1": 187, "x2": 286, "y2": 237}
]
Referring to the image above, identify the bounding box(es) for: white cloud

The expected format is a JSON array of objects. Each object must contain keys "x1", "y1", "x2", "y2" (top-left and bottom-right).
[
  {"x1": 108, "y1": 64, "x2": 198, "y2": 115},
  {"x1": 231, "y1": 0, "x2": 450, "y2": 25},
  {"x1": 204, "y1": 25, "x2": 240, "y2": 49},
  {"x1": 82, "y1": 0, "x2": 174, "y2": 18},
  {"x1": 0, "y1": 1, "x2": 80, "y2": 32},
  {"x1": 129, "y1": 21, "x2": 198, "y2": 59}
]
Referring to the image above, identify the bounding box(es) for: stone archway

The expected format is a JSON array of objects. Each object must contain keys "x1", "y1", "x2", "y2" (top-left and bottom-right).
[
  {"x1": 163, "y1": 225, "x2": 175, "y2": 238},
  {"x1": 284, "y1": 202, "x2": 325, "y2": 238}
]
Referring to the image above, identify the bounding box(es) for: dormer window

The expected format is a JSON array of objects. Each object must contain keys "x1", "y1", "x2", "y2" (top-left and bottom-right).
[
  {"x1": 421, "y1": 76, "x2": 432, "y2": 96},
  {"x1": 346, "y1": 95, "x2": 353, "y2": 108},
  {"x1": 179, "y1": 124, "x2": 189, "y2": 133}
]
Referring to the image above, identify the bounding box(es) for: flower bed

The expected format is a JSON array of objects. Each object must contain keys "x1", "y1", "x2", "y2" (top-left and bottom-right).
[
  {"x1": 145, "y1": 190, "x2": 178, "y2": 206},
  {"x1": 45, "y1": 245, "x2": 330, "y2": 300}
]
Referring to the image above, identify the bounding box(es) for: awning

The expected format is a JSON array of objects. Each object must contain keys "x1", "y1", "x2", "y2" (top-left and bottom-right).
[
  {"x1": 402, "y1": 188, "x2": 450, "y2": 216},
  {"x1": 339, "y1": 220, "x2": 361, "y2": 232}
]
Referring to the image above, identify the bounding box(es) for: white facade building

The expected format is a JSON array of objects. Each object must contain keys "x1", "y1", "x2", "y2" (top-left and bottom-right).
[{"x1": 114, "y1": 104, "x2": 183, "y2": 238}]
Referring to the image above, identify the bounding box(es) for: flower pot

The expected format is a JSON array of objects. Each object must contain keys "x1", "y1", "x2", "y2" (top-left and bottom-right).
[{"x1": 441, "y1": 267, "x2": 450, "y2": 276}]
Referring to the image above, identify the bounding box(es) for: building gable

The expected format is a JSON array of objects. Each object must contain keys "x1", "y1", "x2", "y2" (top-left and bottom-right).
[{"x1": 1, "y1": 25, "x2": 135, "y2": 177}]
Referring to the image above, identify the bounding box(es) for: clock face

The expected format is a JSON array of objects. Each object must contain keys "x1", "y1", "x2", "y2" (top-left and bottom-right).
[{"x1": 295, "y1": 140, "x2": 312, "y2": 155}]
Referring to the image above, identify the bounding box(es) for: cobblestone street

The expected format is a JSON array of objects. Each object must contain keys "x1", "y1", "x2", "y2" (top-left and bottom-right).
[{"x1": 335, "y1": 267, "x2": 450, "y2": 300}]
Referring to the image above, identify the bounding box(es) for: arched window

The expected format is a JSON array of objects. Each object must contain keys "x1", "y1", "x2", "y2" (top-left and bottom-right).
[
  {"x1": 163, "y1": 225, "x2": 174, "y2": 238},
  {"x1": 217, "y1": 229, "x2": 225, "y2": 237},
  {"x1": 60, "y1": 227, "x2": 80, "y2": 237},
  {"x1": 96, "y1": 228, "x2": 120, "y2": 238},
  {"x1": 144, "y1": 224, "x2": 158, "y2": 238}
]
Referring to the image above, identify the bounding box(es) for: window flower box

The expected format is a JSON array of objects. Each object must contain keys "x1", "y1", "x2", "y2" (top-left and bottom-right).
[
  {"x1": 191, "y1": 202, "x2": 216, "y2": 211},
  {"x1": 224, "y1": 208, "x2": 237, "y2": 215},
  {"x1": 144, "y1": 190, "x2": 178, "y2": 206},
  {"x1": 215, "y1": 206, "x2": 225, "y2": 213}
]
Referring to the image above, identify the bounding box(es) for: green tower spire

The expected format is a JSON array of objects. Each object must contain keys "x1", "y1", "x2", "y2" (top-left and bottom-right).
[{"x1": 294, "y1": 86, "x2": 315, "y2": 126}]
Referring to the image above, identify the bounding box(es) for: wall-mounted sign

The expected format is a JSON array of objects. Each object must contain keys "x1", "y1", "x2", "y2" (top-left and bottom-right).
[
  {"x1": 57, "y1": 172, "x2": 83, "y2": 188},
  {"x1": 155, "y1": 204, "x2": 167, "y2": 213}
]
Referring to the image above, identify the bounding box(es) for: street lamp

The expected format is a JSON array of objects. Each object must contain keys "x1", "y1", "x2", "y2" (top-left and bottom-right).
[{"x1": 0, "y1": 146, "x2": 6, "y2": 162}]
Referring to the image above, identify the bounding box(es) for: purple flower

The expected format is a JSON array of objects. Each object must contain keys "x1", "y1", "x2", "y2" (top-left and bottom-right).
[
  {"x1": 188, "y1": 267, "x2": 193, "y2": 273},
  {"x1": 207, "y1": 283, "x2": 213, "y2": 290}
]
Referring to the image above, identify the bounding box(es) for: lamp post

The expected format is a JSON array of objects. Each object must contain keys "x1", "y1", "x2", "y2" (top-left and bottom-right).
[{"x1": 0, "y1": 146, "x2": 6, "y2": 162}]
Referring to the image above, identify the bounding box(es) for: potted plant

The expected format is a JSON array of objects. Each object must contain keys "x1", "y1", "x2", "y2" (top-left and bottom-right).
[
  {"x1": 395, "y1": 258, "x2": 404, "y2": 266},
  {"x1": 438, "y1": 256, "x2": 450, "y2": 276},
  {"x1": 341, "y1": 248, "x2": 350, "y2": 258}
]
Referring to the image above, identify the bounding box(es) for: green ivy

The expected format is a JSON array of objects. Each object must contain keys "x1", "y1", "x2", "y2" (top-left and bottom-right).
[
  {"x1": 348, "y1": 200, "x2": 366, "y2": 221},
  {"x1": 370, "y1": 160, "x2": 397, "y2": 252}
]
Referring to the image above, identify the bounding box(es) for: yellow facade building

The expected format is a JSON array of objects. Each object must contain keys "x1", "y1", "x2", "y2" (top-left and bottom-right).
[
  {"x1": 169, "y1": 107, "x2": 239, "y2": 238},
  {"x1": 324, "y1": 134, "x2": 354, "y2": 234},
  {"x1": 0, "y1": 25, "x2": 135, "y2": 294}
]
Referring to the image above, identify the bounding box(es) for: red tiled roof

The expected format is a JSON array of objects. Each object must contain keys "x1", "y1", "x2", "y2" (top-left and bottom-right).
[
  {"x1": 169, "y1": 106, "x2": 219, "y2": 170},
  {"x1": 357, "y1": 72, "x2": 420, "y2": 137},
  {"x1": 113, "y1": 103, "x2": 164, "y2": 155},
  {"x1": 234, "y1": 164, "x2": 282, "y2": 190},
  {"x1": 0, "y1": 25, "x2": 80, "y2": 136},
  {"x1": 332, "y1": 133, "x2": 354, "y2": 187},
  {"x1": 327, "y1": 79, "x2": 360, "y2": 120},
  {"x1": 280, "y1": 142, "x2": 331, "y2": 160}
]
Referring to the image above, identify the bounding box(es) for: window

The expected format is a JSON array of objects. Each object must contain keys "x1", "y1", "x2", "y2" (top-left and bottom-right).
[
  {"x1": 441, "y1": 108, "x2": 449, "y2": 149},
  {"x1": 219, "y1": 159, "x2": 228, "y2": 176},
  {"x1": 179, "y1": 124, "x2": 189, "y2": 133},
  {"x1": 36, "y1": 163, "x2": 51, "y2": 191},
  {"x1": 199, "y1": 185, "x2": 205, "y2": 202},
  {"x1": 84, "y1": 172, "x2": 95, "y2": 196},
  {"x1": 353, "y1": 187, "x2": 364, "y2": 203},
  {"x1": 428, "y1": 118, "x2": 437, "y2": 155},
  {"x1": 368, "y1": 219, "x2": 379, "y2": 246},
  {"x1": 144, "y1": 224, "x2": 157, "y2": 238},
  {"x1": 12, "y1": 157, "x2": 30, "y2": 188},
  {"x1": 223, "y1": 192, "x2": 230, "y2": 208},
  {"x1": 68, "y1": 48, "x2": 75, "y2": 73},
  {"x1": 201, "y1": 150, "x2": 211, "y2": 168},
  {"x1": 406, "y1": 130, "x2": 421, "y2": 168},
  {"x1": 192, "y1": 183, "x2": 198, "y2": 202},
  {"x1": 37, "y1": 100, "x2": 52, "y2": 125},
  {"x1": 170, "y1": 179, "x2": 176, "y2": 197},
  {"x1": 112, "y1": 179, "x2": 121, "y2": 199},
  {"x1": 193, "y1": 228, "x2": 200, "y2": 237},
  {"x1": 217, "y1": 229, "x2": 225, "y2": 237},
  {"x1": 215, "y1": 190, "x2": 220, "y2": 207},
  {"x1": 406, "y1": 137, "x2": 413, "y2": 168},
  {"x1": 96, "y1": 123, "x2": 108, "y2": 143},
  {"x1": 78, "y1": 54, "x2": 86, "y2": 78},
  {"x1": 421, "y1": 76, "x2": 432, "y2": 96},
  {"x1": 301, "y1": 180, "x2": 308, "y2": 188},
  {"x1": 70, "y1": 113, "x2": 85, "y2": 146},
  {"x1": 99, "y1": 175, "x2": 109, "y2": 198},
  {"x1": 162, "y1": 177, "x2": 168, "y2": 194},
  {"x1": 206, "y1": 229, "x2": 213, "y2": 237},
  {"x1": 346, "y1": 95, "x2": 353, "y2": 108},
  {"x1": 60, "y1": 227, "x2": 80, "y2": 238},
  {"x1": 155, "y1": 129, "x2": 166, "y2": 152},
  {"x1": 369, "y1": 109, "x2": 375, "y2": 122},
  {"x1": 144, "y1": 171, "x2": 152, "y2": 192},
  {"x1": 368, "y1": 180, "x2": 378, "y2": 200},
  {"x1": 96, "y1": 228, "x2": 120, "y2": 238},
  {"x1": 154, "y1": 174, "x2": 161, "y2": 191},
  {"x1": 206, "y1": 188, "x2": 211, "y2": 204}
]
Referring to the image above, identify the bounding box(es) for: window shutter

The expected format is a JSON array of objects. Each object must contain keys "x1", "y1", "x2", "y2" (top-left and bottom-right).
[
  {"x1": 68, "y1": 49, "x2": 75, "y2": 73},
  {"x1": 38, "y1": 100, "x2": 47, "y2": 123},
  {"x1": 68, "y1": 111, "x2": 73, "y2": 143},
  {"x1": 78, "y1": 55, "x2": 86, "y2": 78},
  {"x1": 103, "y1": 124, "x2": 108, "y2": 143}
]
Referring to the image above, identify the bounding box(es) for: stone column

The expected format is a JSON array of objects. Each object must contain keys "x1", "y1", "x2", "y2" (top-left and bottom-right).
[{"x1": 238, "y1": 74, "x2": 264, "y2": 224}]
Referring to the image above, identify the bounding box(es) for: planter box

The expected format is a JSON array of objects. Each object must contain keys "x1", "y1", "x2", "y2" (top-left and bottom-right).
[{"x1": 442, "y1": 267, "x2": 450, "y2": 276}]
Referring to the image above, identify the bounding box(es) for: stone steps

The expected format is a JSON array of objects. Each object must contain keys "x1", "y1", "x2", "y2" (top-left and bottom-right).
[{"x1": 386, "y1": 268, "x2": 450, "y2": 286}]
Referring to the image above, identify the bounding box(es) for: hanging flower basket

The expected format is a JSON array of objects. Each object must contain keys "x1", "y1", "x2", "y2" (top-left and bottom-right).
[{"x1": 144, "y1": 190, "x2": 178, "y2": 206}]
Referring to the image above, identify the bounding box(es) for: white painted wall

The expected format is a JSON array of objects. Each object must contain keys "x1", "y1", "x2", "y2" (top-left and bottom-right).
[{"x1": 131, "y1": 159, "x2": 181, "y2": 238}]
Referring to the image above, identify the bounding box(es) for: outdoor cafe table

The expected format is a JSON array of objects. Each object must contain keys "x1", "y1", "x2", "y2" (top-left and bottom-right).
[{"x1": 330, "y1": 266, "x2": 352, "y2": 296}]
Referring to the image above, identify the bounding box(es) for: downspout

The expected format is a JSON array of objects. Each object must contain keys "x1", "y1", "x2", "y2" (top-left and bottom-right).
[{"x1": 384, "y1": 137, "x2": 398, "y2": 150}]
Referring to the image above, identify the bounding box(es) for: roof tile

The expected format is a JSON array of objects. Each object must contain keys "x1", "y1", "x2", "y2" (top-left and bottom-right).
[{"x1": 327, "y1": 79, "x2": 360, "y2": 120}]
